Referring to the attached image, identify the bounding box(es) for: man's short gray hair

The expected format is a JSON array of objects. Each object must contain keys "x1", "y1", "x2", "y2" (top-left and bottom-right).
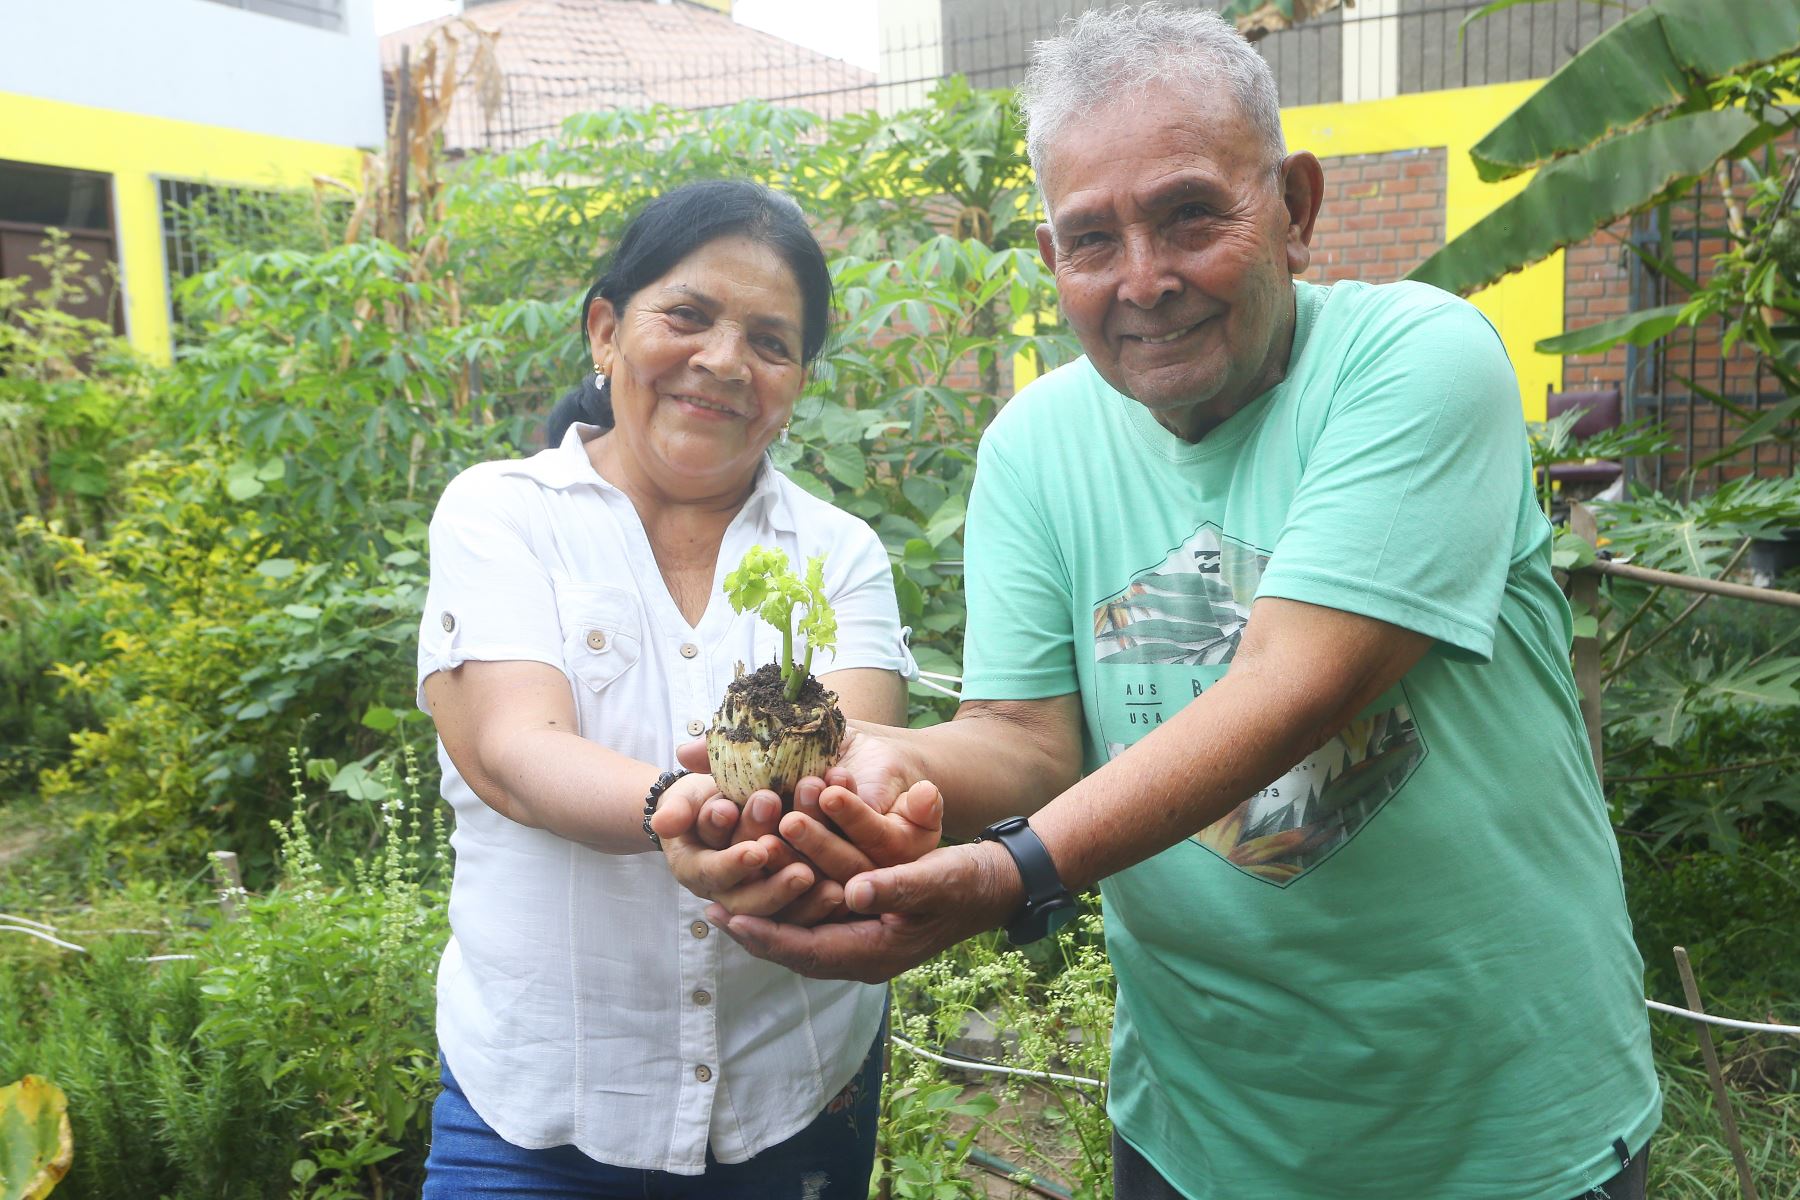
[{"x1": 1020, "y1": 4, "x2": 1286, "y2": 184}]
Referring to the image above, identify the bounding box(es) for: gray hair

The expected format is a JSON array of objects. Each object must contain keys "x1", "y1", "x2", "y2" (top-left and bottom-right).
[{"x1": 1019, "y1": 4, "x2": 1286, "y2": 187}]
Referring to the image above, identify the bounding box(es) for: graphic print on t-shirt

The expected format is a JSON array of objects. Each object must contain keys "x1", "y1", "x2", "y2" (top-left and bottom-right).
[{"x1": 1094, "y1": 523, "x2": 1425, "y2": 886}]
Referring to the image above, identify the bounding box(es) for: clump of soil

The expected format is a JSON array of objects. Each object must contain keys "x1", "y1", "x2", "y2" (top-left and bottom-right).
[
  {"x1": 716, "y1": 662, "x2": 833, "y2": 735},
  {"x1": 708, "y1": 661, "x2": 844, "y2": 806}
]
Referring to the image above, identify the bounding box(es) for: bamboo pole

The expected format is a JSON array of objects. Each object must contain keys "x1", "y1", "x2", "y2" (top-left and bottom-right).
[
  {"x1": 1672, "y1": 946, "x2": 1761, "y2": 1200},
  {"x1": 1586, "y1": 558, "x2": 1800, "y2": 610}
]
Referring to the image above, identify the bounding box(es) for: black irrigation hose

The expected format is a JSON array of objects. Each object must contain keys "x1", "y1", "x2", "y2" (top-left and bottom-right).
[{"x1": 967, "y1": 1146, "x2": 1075, "y2": 1200}]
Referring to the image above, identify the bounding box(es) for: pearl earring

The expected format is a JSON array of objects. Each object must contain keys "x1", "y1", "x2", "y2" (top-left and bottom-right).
[{"x1": 780, "y1": 423, "x2": 790, "y2": 444}]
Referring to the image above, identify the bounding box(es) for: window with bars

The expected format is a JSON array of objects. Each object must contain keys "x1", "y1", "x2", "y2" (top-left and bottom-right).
[
  {"x1": 159, "y1": 179, "x2": 326, "y2": 335},
  {"x1": 199, "y1": 0, "x2": 345, "y2": 33}
]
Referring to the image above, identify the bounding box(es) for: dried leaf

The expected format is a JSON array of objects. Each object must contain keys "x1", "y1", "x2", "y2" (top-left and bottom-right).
[{"x1": 1234, "y1": 0, "x2": 1351, "y2": 41}]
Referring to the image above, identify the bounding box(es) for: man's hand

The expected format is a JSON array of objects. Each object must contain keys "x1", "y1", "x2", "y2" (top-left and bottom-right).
[
  {"x1": 710, "y1": 830, "x2": 1023, "y2": 984},
  {"x1": 679, "y1": 721, "x2": 918, "y2": 816},
  {"x1": 779, "y1": 781, "x2": 944, "y2": 884},
  {"x1": 796, "y1": 720, "x2": 921, "y2": 816}
]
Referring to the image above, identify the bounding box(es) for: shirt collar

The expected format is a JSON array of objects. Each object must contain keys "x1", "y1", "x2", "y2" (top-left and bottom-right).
[{"x1": 500, "y1": 423, "x2": 797, "y2": 532}]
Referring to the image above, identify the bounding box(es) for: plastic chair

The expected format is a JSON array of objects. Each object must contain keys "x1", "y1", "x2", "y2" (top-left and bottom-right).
[{"x1": 1545, "y1": 386, "x2": 1624, "y2": 490}]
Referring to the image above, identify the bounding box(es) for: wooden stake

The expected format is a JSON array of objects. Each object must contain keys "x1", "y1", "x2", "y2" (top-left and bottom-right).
[
  {"x1": 211, "y1": 850, "x2": 244, "y2": 922},
  {"x1": 1569, "y1": 504, "x2": 1603, "y2": 779},
  {"x1": 1673, "y1": 946, "x2": 1760, "y2": 1200},
  {"x1": 395, "y1": 45, "x2": 412, "y2": 244}
]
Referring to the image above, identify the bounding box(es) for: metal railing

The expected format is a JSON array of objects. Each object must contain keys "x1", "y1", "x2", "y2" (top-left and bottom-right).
[{"x1": 410, "y1": 0, "x2": 1645, "y2": 154}]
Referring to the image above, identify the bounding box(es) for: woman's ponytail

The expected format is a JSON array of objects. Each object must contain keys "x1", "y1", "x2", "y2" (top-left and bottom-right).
[{"x1": 544, "y1": 372, "x2": 614, "y2": 448}]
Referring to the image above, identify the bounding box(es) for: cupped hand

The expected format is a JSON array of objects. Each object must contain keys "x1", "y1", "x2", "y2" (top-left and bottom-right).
[
  {"x1": 779, "y1": 780, "x2": 944, "y2": 885},
  {"x1": 653, "y1": 774, "x2": 814, "y2": 917},
  {"x1": 671, "y1": 732, "x2": 936, "y2": 923},
  {"x1": 793, "y1": 721, "x2": 919, "y2": 816},
  {"x1": 709, "y1": 837, "x2": 1022, "y2": 984}
]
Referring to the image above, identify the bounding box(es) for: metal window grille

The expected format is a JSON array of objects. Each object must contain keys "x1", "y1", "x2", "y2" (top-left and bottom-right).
[
  {"x1": 405, "y1": 0, "x2": 1643, "y2": 155},
  {"x1": 1625, "y1": 169, "x2": 1796, "y2": 494},
  {"x1": 158, "y1": 179, "x2": 293, "y2": 334},
  {"x1": 160, "y1": 180, "x2": 212, "y2": 288}
]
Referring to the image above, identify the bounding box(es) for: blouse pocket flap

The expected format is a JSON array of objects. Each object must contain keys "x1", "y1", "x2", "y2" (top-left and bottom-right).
[{"x1": 557, "y1": 585, "x2": 643, "y2": 692}]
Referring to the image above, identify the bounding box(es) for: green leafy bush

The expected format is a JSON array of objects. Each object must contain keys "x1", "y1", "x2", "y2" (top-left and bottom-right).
[
  {"x1": 27, "y1": 450, "x2": 431, "y2": 867},
  {"x1": 0, "y1": 233, "x2": 151, "y2": 794},
  {"x1": 1590, "y1": 475, "x2": 1800, "y2": 852},
  {"x1": 886, "y1": 909, "x2": 1115, "y2": 1199},
  {"x1": 0, "y1": 748, "x2": 445, "y2": 1200}
]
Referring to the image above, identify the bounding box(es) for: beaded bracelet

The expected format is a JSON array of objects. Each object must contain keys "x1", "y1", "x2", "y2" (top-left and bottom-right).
[{"x1": 642, "y1": 768, "x2": 690, "y2": 848}]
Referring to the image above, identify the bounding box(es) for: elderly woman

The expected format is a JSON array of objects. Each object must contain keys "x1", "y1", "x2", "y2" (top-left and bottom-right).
[{"x1": 415, "y1": 180, "x2": 912, "y2": 1197}]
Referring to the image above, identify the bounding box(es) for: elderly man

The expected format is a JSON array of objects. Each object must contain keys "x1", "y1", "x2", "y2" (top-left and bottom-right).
[{"x1": 666, "y1": 6, "x2": 1660, "y2": 1197}]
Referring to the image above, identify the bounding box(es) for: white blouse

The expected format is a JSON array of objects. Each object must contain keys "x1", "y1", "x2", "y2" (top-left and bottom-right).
[{"x1": 416, "y1": 424, "x2": 913, "y2": 1174}]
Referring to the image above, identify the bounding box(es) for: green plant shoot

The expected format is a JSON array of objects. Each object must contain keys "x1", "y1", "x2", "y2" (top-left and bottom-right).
[{"x1": 723, "y1": 546, "x2": 838, "y2": 700}]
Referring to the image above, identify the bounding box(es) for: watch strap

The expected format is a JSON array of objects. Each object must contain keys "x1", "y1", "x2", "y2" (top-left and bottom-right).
[{"x1": 977, "y1": 817, "x2": 1075, "y2": 944}]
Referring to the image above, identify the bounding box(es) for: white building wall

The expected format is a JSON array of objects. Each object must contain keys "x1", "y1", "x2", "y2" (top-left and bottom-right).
[{"x1": 0, "y1": 0, "x2": 384, "y2": 148}]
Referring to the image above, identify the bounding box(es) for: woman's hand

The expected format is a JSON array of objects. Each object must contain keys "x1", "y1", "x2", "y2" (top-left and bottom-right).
[
  {"x1": 667, "y1": 723, "x2": 940, "y2": 924},
  {"x1": 653, "y1": 774, "x2": 829, "y2": 919}
]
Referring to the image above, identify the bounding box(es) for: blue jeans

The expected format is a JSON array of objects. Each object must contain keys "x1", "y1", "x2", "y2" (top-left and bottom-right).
[{"x1": 423, "y1": 1032, "x2": 883, "y2": 1199}]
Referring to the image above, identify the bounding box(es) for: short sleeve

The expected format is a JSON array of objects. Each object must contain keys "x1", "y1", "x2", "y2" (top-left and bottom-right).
[
  {"x1": 810, "y1": 520, "x2": 915, "y2": 679},
  {"x1": 1255, "y1": 297, "x2": 1527, "y2": 662},
  {"x1": 416, "y1": 468, "x2": 567, "y2": 708},
  {"x1": 960, "y1": 442, "x2": 1078, "y2": 700}
]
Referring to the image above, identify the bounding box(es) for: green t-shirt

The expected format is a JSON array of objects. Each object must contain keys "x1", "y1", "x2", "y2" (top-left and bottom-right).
[{"x1": 962, "y1": 279, "x2": 1660, "y2": 1198}]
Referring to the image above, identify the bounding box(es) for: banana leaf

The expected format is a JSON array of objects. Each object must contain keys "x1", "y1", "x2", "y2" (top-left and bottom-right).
[
  {"x1": 1104, "y1": 618, "x2": 1226, "y2": 644},
  {"x1": 1410, "y1": 108, "x2": 1762, "y2": 297},
  {"x1": 1099, "y1": 638, "x2": 1236, "y2": 666},
  {"x1": 1470, "y1": 0, "x2": 1800, "y2": 182},
  {"x1": 1535, "y1": 303, "x2": 1687, "y2": 355},
  {"x1": 0, "y1": 1076, "x2": 73, "y2": 1200}
]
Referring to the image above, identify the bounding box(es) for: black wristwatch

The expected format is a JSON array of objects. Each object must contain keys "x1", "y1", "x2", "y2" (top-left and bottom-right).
[{"x1": 976, "y1": 816, "x2": 1076, "y2": 945}]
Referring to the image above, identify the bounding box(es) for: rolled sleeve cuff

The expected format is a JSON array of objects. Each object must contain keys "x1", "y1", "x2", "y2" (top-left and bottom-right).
[{"x1": 415, "y1": 637, "x2": 569, "y2": 711}]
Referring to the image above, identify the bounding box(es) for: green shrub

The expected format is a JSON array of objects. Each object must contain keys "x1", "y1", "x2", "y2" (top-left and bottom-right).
[
  {"x1": 0, "y1": 748, "x2": 445, "y2": 1199},
  {"x1": 0, "y1": 233, "x2": 152, "y2": 797},
  {"x1": 886, "y1": 908, "x2": 1114, "y2": 1199},
  {"x1": 29, "y1": 450, "x2": 432, "y2": 867}
]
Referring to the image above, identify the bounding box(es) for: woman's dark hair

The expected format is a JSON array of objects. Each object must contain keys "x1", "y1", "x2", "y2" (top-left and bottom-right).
[{"x1": 545, "y1": 180, "x2": 833, "y2": 447}]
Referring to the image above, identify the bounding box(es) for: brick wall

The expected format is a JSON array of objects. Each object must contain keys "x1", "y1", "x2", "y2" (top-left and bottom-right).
[
  {"x1": 1559, "y1": 219, "x2": 1633, "y2": 393},
  {"x1": 890, "y1": 140, "x2": 1789, "y2": 491},
  {"x1": 1306, "y1": 147, "x2": 1447, "y2": 286}
]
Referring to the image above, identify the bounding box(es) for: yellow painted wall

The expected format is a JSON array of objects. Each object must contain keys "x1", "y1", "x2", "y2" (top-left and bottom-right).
[
  {"x1": 9, "y1": 79, "x2": 1560, "y2": 406},
  {"x1": 1282, "y1": 79, "x2": 1558, "y2": 419},
  {"x1": 0, "y1": 92, "x2": 365, "y2": 362}
]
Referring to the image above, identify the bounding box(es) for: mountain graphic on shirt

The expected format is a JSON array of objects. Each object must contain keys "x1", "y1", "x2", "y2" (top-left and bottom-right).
[{"x1": 1093, "y1": 523, "x2": 1425, "y2": 887}]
